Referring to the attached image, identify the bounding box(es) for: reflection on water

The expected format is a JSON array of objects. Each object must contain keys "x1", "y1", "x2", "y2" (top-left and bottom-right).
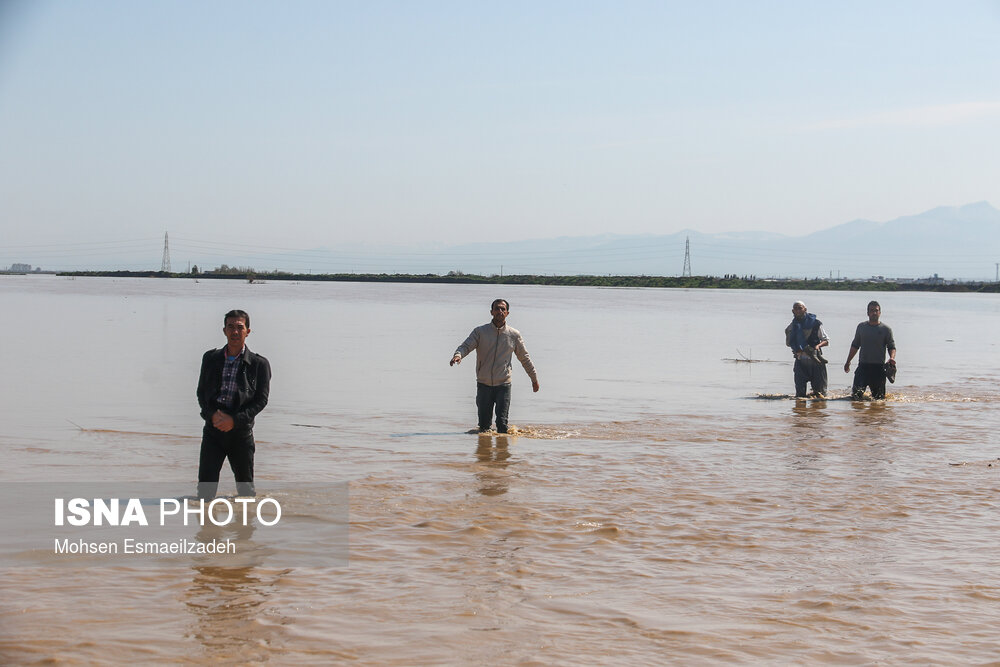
[
  {"x1": 475, "y1": 434, "x2": 512, "y2": 497},
  {"x1": 186, "y1": 565, "x2": 269, "y2": 662},
  {"x1": 848, "y1": 398, "x2": 896, "y2": 426},
  {"x1": 184, "y1": 522, "x2": 287, "y2": 662},
  {"x1": 790, "y1": 396, "x2": 830, "y2": 422}
]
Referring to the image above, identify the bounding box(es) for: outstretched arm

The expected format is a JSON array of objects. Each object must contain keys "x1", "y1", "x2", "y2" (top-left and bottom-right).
[{"x1": 450, "y1": 329, "x2": 478, "y2": 366}]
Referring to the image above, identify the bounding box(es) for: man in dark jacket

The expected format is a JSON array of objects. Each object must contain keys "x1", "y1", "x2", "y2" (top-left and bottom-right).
[{"x1": 196, "y1": 309, "x2": 271, "y2": 499}]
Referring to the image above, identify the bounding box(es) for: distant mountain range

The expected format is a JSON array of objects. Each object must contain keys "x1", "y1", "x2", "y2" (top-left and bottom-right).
[
  {"x1": 269, "y1": 202, "x2": 1000, "y2": 280},
  {"x1": 15, "y1": 202, "x2": 995, "y2": 278}
]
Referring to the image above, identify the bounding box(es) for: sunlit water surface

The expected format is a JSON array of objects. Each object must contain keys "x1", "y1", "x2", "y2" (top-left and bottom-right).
[{"x1": 2, "y1": 276, "x2": 1000, "y2": 664}]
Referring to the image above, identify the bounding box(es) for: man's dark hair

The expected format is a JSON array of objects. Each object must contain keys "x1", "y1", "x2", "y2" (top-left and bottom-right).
[
  {"x1": 491, "y1": 299, "x2": 509, "y2": 311},
  {"x1": 867, "y1": 301, "x2": 880, "y2": 310},
  {"x1": 224, "y1": 309, "x2": 250, "y2": 329}
]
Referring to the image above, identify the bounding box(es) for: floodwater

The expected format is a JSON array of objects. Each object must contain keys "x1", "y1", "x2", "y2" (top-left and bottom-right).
[{"x1": 2, "y1": 275, "x2": 1000, "y2": 664}]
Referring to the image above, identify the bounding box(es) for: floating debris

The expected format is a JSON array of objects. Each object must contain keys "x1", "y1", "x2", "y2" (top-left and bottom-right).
[{"x1": 723, "y1": 348, "x2": 777, "y2": 363}]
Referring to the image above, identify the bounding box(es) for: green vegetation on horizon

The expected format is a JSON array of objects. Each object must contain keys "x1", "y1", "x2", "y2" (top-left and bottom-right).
[{"x1": 55, "y1": 270, "x2": 1000, "y2": 292}]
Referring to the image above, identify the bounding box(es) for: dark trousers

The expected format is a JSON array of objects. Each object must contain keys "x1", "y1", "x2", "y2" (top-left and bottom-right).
[
  {"x1": 853, "y1": 363, "x2": 887, "y2": 400},
  {"x1": 476, "y1": 383, "x2": 511, "y2": 433},
  {"x1": 198, "y1": 423, "x2": 256, "y2": 498},
  {"x1": 793, "y1": 357, "x2": 828, "y2": 397}
]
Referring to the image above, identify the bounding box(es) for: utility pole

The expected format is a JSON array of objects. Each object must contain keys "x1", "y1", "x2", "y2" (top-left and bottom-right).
[
  {"x1": 161, "y1": 232, "x2": 171, "y2": 272},
  {"x1": 682, "y1": 236, "x2": 692, "y2": 277}
]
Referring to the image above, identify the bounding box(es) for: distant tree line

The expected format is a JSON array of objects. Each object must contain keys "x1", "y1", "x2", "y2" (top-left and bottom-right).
[{"x1": 54, "y1": 269, "x2": 1000, "y2": 292}]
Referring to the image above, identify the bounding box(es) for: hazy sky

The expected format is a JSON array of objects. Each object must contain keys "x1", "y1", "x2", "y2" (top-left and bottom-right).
[{"x1": 2, "y1": 1, "x2": 1000, "y2": 270}]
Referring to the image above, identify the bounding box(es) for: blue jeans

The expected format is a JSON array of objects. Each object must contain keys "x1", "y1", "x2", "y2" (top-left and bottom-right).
[{"x1": 476, "y1": 383, "x2": 511, "y2": 433}]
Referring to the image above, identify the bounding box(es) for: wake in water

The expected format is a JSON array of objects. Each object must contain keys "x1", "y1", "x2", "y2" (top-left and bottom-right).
[
  {"x1": 66, "y1": 421, "x2": 199, "y2": 439},
  {"x1": 753, "y1": 392, "x2": 856, "y2": 401},
  {"x1": 887, "y1": 392, "x2": 987, "y2": 403},
  {"x1": 752, "y1": 390, "x2": 990, "y2": 403},
  {"x1": 464, "y1": 418, "x2": 716, "y2": 443},
  {"x1": 755, "y1": 377, "x2": 1000, "y2": 403},
  {"x1": 464, "y1": 425, "x2": 576, "y2": 440}
]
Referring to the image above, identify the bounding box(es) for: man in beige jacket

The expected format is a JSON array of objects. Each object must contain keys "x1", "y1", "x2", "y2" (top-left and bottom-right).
[{"x1": 450, "y1": 298, "x2": 540, "y2": 433}]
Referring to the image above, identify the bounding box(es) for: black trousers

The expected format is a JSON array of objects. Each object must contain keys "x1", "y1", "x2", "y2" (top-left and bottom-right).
[
  {"x1": 476, "y1": 383, "x2": 511, "y2": 433},
  {"x1": 793, "y1": 356, "x2": 828, "y2": 397},
  {"x1": 852, "y1": 363, "x2": 887, "y2": 400},
  {"x1": 198, "y1": 423, "x2": 256, "y2": 498}
]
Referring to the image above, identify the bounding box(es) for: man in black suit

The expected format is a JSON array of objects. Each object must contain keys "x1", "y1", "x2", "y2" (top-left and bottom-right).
[{"x1": 196, "y1": 309, "x2": 271, "y2": 499}]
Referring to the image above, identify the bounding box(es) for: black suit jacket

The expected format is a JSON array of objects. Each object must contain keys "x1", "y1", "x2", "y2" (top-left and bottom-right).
[{"x1": 197, "y1": 346, "x2": 271, "y2": 429}]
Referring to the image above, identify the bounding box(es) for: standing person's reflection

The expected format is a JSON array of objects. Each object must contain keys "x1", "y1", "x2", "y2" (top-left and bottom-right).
[
  {"x1": 475, "y1": 434, "x2": 512, "y2": 496},
  {"x1": 186, "y1": 565, "x2": 271, "y2": 662},
  {"x1": 184, "y1": 521, "x2": 280, "y2": 662}
]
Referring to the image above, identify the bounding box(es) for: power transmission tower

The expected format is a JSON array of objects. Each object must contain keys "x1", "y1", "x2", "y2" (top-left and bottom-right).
[
  {"x1": 161, "y1": 232, "x2": 171, "y2": 272},
  {"x1": 682, "y1": 236, "x2": 692, "y2": 277}
]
